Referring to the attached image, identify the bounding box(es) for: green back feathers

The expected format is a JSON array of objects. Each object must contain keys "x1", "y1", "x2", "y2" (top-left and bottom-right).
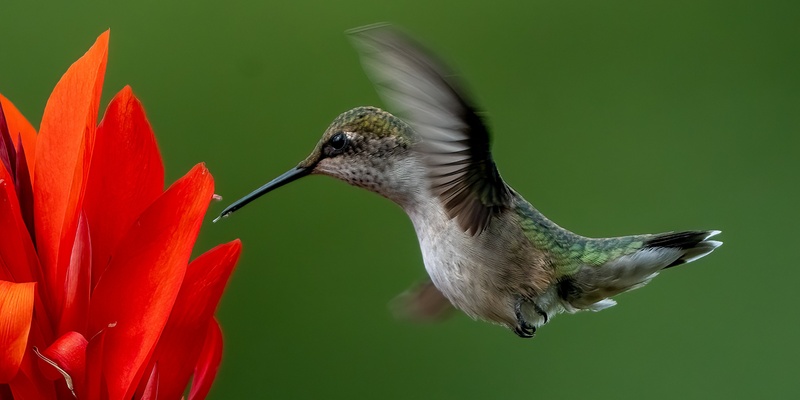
[
  {"x1": 515, "y1": 201, "x2": 645, "y2": 276},
  {"x1": 571, "y1": 236, "x2": 645, "y2": 267}
]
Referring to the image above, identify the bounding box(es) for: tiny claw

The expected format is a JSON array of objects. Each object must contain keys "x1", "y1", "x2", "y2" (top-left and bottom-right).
[
  {"x1": 514, "y1": 299, "x2": 537, "y2": 339},
  {"x1": 212, "y1": 193, "x2": 223, "y2": 201},
  {"x1": 513, "y1": 324, "x2": 536, "y2": 338},
  {"x1": 534, "y1": 303, "x2": 549, "y2": 324},
  {"x1": 212, "y1": 213, "x2": 229, "y2": 223}
]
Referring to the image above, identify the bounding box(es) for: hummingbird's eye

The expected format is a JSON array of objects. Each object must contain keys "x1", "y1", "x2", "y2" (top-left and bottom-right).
[{"x1": 328, "y1": 132, "x2": 348, "y2": 153}]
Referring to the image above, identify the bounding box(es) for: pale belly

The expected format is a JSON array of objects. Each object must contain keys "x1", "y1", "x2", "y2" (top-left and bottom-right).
[{"x1": 407, "y1": 199, "x2": 566, "y2": 330}]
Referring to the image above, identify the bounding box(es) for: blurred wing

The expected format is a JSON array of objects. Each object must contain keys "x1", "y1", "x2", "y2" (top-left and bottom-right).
[
  {"x1": 349, "y1": 25, "x2": 512, "y2": 235},
  {"x1": 390, "y1": 280, "x2": 454, "y2": 323}
]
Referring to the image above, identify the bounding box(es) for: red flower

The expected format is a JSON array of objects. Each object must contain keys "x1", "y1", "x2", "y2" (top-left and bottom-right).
[{"x1": 0, "y1": 31, "x2": 241, "y2": 400}]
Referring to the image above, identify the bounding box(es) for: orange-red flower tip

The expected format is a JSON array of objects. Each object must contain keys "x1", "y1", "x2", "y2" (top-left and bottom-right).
[
  {"x1": 34, "y1": 29, "x2": 110, "y2": 321},
  {"x1": 85, "y1": 84, "x2": 165, "y2": 287}
]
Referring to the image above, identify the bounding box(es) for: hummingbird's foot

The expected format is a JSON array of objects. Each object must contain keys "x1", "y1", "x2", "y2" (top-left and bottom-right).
[
  {"x1": 533, "y1": 302, "x2": 549, "y2": 324},
  {"x1": 513, "y1": 323, "x2": 535, "y2": 338},
  {"x1": 513, "y1": 300, "x2": 536, "y2": 338}
]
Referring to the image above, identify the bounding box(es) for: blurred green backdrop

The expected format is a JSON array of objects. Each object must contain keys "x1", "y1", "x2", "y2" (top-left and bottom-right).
[{"x1": 1, "y1": 0, "x2": 798, "y2": 398}]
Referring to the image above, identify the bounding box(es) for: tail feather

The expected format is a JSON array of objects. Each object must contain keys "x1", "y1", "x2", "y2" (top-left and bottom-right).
[
  {"x1": 644, "y1": 230, "x2": 722, "y2": 268},
  {"x1": 562, "y1": 230, "x2": 722, "y2": 310}
]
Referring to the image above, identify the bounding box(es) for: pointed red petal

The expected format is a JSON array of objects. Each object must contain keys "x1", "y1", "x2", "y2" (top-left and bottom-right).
[
  {"x1": 84, "y1": 86, "x2": 164, "y2": 288},
  {"x1": 146, "y1": 240, "x2": 241, "y2": 399},
  {"x1": 140, "y1": 363, "x2": 159, "y2": 400},
  {"x1": 34, "y1": 31, "x2": 108, "y2": 320},
  {"x1": 15, "y1": 139, "x2": 35, "y2": 242},
  {"x1": 85, "y1": 328, "x2": 109, "y2": 400},
  {"x1": 1, "y1": 159, "x2": 56, "y2": 353},
  {"x1": 0, "y1": 103, "x2": 17, "y2": 178},
  {"x1": 0, "y1": 94, "x2": 37, "y2": 176},
  {"x1": 0, "y1": 281, "x2": 35, "y2": 383},
  {"x1": 0, "y1": 167, "x2": 38, "y2": 284},
  {"x1": 189, "y1": 319, "x2": 223, "y2": 400},
  {"x1": 88, "y1": 163, "x2": 214, "y2": 400},
  {"x1": 0, "y1": 169, "x2": 53, "y2": 342},
  {"x1": 57, "y1": 212, "x2": 91, "y2": 336}
]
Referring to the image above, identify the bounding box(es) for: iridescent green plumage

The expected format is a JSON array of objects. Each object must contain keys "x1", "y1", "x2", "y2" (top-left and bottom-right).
[{"x1": 514, "y1": 199, "x2": 645, "y2": 276}]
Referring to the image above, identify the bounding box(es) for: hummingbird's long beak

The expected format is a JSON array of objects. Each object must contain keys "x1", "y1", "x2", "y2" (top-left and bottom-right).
[{"x1": 213, "y1": 165, "x2": 311, "y2": 222}]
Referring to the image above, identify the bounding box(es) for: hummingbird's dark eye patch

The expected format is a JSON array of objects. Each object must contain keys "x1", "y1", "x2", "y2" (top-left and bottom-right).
[{"x1": 326, "y1": 132, "x2": 349, "y2": 155}]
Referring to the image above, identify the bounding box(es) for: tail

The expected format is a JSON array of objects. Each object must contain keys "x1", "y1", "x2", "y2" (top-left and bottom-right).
[
  {"x1": 560, "y1": 230, "x2": 722, "y2": 311},
  {"x1": 643, "y1": 230, "x2": 723, "y2": 268}
]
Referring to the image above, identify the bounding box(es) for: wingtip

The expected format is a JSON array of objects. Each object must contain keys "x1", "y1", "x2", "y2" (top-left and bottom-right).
[{"x1": 346, "y1": 22, "x2": 393, "y2": 36}]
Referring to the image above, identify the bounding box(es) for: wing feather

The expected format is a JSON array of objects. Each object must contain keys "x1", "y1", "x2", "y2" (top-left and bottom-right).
[{"x1": 350, "y1": 25, "x2": 512, "y2": 235}]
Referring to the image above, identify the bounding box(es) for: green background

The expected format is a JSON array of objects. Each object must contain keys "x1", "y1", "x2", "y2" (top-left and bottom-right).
[{"x1": 1, "y1": 1, "x2": 798, "y2": 398}]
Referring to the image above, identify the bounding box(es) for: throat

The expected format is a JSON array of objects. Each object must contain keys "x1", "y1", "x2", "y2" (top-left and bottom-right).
[{"x1": 367, "y1": 156, "x2": 430, "y2": 209}]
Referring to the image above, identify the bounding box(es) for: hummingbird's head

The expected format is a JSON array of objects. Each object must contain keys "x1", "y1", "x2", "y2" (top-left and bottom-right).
[
  {"x1": 300, "y1": 106, "x2": 417, "y2": 184},
  {"x1": 215, "y1": 106, "x2": 423, "y2": 221}
]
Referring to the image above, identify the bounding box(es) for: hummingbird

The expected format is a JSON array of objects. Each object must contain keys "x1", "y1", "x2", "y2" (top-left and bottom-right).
[{"x1": 216, "y1": 25, "x2": 722, "y2": 338}]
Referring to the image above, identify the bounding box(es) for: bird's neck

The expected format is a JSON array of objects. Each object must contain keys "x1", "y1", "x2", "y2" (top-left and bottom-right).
[
  {"x1": 367, "y1": 154, "x2": 432, "y2": 210},
  {"x1": 364, "y1": 153, "x2": 483, "y2": 244}
]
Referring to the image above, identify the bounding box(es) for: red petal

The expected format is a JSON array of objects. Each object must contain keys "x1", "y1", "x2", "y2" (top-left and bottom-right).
[
  {"x1": 85, "y1": 328, "x2": 109, "y2": 400},
  {"x1": 145, "y1": 240, "x2": 241, "y2": 399},
  {"x1": 34, "y1": 331, "x2": 87, "y2": 398},
  {"x1": 0, "y1": 103, "x2": 17, "y2": 178},
  {"x1": 84, "y1": 86, "x2": 164, "y2": 288},
  {"x1": 57, "y1": 212, "x2": 91, "y2": 336},
  {"x1": 0, "y1": 170, "x2": 52, "y2": 340},
  {"x1": 88, "y1": 163, "x2": 214, "y2": 400},
  {"x1": 0, "y1": 94, "x2": 37, "y2": 176},
  {"x1": 9, "y1": 299, "x2": 57, "y2": 399},
  {"x1": 139, "y1": 363, "x2": 159, "y2": 400},
  {"x1": 8, "y1": 355, "x2": 57, "y2": 400},
  {"x1": 0, "y1": 384, "x2": 11, "y2": 399},
  {"x1": 189, "y1": 319, "x2": 223, "y2": 400},
  {"x1": 0, "y1": 167, "x2": 39, "y2": 284},
  {"x1": 0, "y1": 281, "x2": 35, "y2": 383},
  {"x1": 34, "y1": 31, "x2": 108, "y2": 321},
  {"x1": 15, "y1": 139, "x2": 35, "y2": 243}
]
